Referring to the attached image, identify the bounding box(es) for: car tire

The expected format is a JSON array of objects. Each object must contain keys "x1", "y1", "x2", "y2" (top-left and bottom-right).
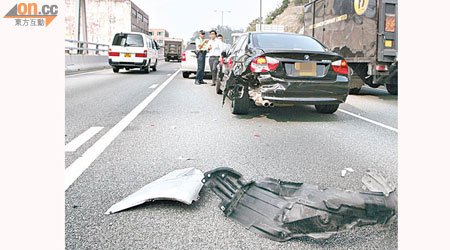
[
  {"x1": 182, "y1": 72, "x2": 190, "y2": 78},
  {"x1": 151, "y1": 60, "x2": 157, "y2": 71},
  {"x1": 349, "y1": 87, "x2": 361, "y2": 95},
  {"x1": 231, "y1": 87, "x2": 249, "y2": 115},
  {"x1": 112, "y1": 67, "x2": 119, "y2": 73},
  {"x1": 315, "y1": 104, "x2": 339, "y2": 114},
  {"x1": 386, "y1": 77, "x2": 398, "y2": 95},
  {"x1": 142, "y1": 66, "x2": 150, "y2": 74},
  {"x1": 363, "y1": 76, "x2": 380, "y2": 88},
  {"x1": 216, "y1": 71, "x2": 223, "y2": 94}
]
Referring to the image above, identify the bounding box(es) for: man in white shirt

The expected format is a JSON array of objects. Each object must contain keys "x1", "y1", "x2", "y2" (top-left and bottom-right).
[{"x1": 207, "y1": 30, "x2": 222, "y2": 86}]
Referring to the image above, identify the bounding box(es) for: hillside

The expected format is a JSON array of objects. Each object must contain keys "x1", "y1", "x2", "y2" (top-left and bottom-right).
[{"x1": 271, "y1": 1, "x2": 305, "y2": 33}]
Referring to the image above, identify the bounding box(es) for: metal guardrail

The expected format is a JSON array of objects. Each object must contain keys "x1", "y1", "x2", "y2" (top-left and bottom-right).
[{"x1": 65, "y1": 39, "x2": 109, "y2": 55}]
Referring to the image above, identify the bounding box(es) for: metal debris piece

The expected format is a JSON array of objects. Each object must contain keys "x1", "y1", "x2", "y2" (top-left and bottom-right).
[
  {"x1": 362, "y1": 168, "x2": 396, "y2": 196},
  {"x1": 341, "y1": 167, "x2": 355, "y2": 177},
  {"x1": 106, "y1": 167, "x2": 204, "y2": 214},
  {"x1": 177, "y1": 156, "x2": 195, "y2": 161},
  {"x1": 203, "y1": 167, "x2": 397, "y2": 241},
  {"x1": 345, "y1": 167, "x2": 354, "y2": 172}
]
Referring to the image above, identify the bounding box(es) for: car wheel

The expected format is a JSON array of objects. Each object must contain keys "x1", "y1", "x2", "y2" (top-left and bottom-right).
[
  {"x1": 151, "y1": 60, "x2": 157, "y2": 71},
  {"x1": 364, "y1": 77, "x2": 381, "y2": 88},
  {"x1": 231, "y1": 87, "x2": 249, "y2": 115},
  {"x1": 386, "y1": 77, "x2": 398, "y2": 95},
  {"x1": 112, "y1": 67, "x2": 119, "y2": 73},
  {"x1": 182, "y1": 72, "x2": 190, "y2": 78},
  {"x1": 142, "y1": 66, "x2": 150, "y2": 74},
  {"x1": 315, "y1": 104, "x2": 339, "y2": 114},
  {"x1": 349, "y1": 87, "x2": 361, "y2": 95}
]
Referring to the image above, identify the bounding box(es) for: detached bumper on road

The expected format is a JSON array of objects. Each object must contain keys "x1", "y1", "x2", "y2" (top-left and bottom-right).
[
  {"x1": 258, "y1": 74, "x2": 349, "y2": 104},
  {"x1": 203, "y1": 167, "x2": 397, "y2": 242}
]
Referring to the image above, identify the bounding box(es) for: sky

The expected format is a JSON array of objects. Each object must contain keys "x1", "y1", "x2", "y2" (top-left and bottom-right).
[{"x1": 132, "y1": 0, "x2": 283, "y2": 42}]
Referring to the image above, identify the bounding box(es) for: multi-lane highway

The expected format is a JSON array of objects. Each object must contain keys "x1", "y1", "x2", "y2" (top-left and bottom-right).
[{"x1": 65, "y1": 61, "x2": 397, "y2": 249}]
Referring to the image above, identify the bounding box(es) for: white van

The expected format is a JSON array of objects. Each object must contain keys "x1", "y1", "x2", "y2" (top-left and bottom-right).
[{"x1": 108, "y1": 32, "x2": 159, "y2": 73}]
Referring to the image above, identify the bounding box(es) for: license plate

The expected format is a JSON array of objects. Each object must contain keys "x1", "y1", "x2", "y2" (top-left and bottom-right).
[
  {"x1": 295, "y1": 62, "x2": 317, "y2": 77},
  {"x1": 124, "y1": 53, "x2": 131, "y2": 58}
]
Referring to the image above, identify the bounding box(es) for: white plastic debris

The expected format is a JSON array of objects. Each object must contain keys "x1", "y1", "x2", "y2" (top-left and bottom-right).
[
  {"x1": 105, "y1": 167, "x2": 204, "y2": 214},
  {"x1": 341, "y1": 169, "x2": 347, "y2": 177}
]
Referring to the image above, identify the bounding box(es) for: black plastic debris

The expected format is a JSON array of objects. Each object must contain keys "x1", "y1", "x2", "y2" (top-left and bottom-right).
[{"x1": 202, "y1": 167, "x2": 397, "y2": 241}]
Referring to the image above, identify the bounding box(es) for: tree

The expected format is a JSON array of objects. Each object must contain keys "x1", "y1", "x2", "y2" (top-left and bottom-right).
[
  {"x1": 246, "y1": 18, "x2": 260, "y2": 32},
  {"x1": 265, "y1": 0, "x2": 290, "y2": 24}
]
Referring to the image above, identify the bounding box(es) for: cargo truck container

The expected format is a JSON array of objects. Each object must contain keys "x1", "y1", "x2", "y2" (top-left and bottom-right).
[{"x1": 303, "y1": 0, "x2": 398, "y2": 95}]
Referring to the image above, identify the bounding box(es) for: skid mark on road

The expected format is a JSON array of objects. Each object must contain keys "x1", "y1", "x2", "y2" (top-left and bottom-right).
[
  {"x1": 338, "y1": 109, "x2": 398, "y2": 133},
  {"x1": 65, "y1": 69, "x2": 181, "y2": 190}
]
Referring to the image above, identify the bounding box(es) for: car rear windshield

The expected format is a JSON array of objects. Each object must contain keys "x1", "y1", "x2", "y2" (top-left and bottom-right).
[
  {"x1": 185, "y1": 43, "x2": 196, "y2": 51},
  {"x1": 253, "y1": 33, "x2": 326, "y2": 52},
  {"x1": 112, "y1": 33, "x2": 144, "y2": 47}
]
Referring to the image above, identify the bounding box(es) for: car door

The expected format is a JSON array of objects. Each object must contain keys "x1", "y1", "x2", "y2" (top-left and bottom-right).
[
  {"x1": 232, "y1": 35, "x2": 249, "y2": 76},
  {"x1": 222, "y1": 35, "x2": 245, "y2": 79}
]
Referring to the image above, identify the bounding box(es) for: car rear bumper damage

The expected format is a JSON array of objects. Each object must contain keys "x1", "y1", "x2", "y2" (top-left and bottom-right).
[{"x1": 255, "y1": 74, "x2": 349, "y2": 105}]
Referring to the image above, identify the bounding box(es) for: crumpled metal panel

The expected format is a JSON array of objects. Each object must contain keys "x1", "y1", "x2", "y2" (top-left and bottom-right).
[
  {"x1": 106, "y1": 168, "x2": 204, "y2": 214},
  {"x1": 203, "y1": 167, "x2": 397, "y2": 241}
]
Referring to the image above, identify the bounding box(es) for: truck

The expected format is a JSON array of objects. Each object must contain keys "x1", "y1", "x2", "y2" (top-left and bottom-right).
[
  {"x1": 302, "y1": 0, "x2": 398, "y2": 95},
  {"x1": 164, "y1": 38, "x2": 183, "y2": 62}
]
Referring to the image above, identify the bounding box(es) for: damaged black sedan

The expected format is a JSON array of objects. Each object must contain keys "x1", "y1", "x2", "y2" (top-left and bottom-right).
[{"x1": 217, "y1": 32, "x2": 350, "y2": 114}]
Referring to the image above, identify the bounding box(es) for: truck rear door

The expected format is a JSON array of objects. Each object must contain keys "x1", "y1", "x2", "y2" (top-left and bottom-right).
[{"x1": 377, "y1": 0, "x2": 398, "y2": 62}]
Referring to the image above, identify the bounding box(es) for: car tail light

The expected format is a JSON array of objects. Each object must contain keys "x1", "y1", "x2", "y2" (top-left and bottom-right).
[
  {"x1": 250, "y1": 56, "x2": 279, "y2": 73},
  {"x1": 182, "y1": 52, "x2": 186, "y2": 61},
  {"x1": 376, "y1": 64, "x2": 388, "y2": 71},
  {"x1": 108, "y1": 51, "x2": 119, "y2": 57},
  {"x1": 135, "y1": 50, "x2": 147, "y2": 58},
  {"x1": 331, "y1": 59, "x2": 349, "y2": 75}
]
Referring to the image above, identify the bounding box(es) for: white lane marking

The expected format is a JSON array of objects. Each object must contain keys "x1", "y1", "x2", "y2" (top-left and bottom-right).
[
  {"x1": 149, "y1": 84, "x2": 158, "y2": 89},
  {"x1": 338, "y1": 109, "x2": 398, "y2": 133},
  {"x1": 65, "y1": 69, "x2": 181, "y2": 190},
  {"x1": 167, "y1": 74, "x2": 171, "y2": 76},
  {"x1": 65, "y1": 69, "x2": 109, "y2": 78},
  {"x1": 65, "y1": 127, "x2": 104, "y2": 152}
]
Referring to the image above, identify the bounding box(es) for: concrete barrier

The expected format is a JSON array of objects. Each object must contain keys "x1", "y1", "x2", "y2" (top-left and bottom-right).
[{"x1": 65, "y1": 54, "x2": 110, "y2": 73}]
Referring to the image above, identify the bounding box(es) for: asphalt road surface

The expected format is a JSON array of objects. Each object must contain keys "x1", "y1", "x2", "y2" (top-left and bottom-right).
[{"x1": 65, "y1": 61, "x2": 398, "y2": 249}]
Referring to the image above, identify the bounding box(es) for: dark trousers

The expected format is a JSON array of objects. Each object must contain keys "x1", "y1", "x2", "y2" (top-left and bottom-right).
[
  {"x1": 209, "y1": 56, "x2": 219, "y2": 84},
  {"x1": 195, "y1": 51, "x2": 206, "y2": 82}
]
